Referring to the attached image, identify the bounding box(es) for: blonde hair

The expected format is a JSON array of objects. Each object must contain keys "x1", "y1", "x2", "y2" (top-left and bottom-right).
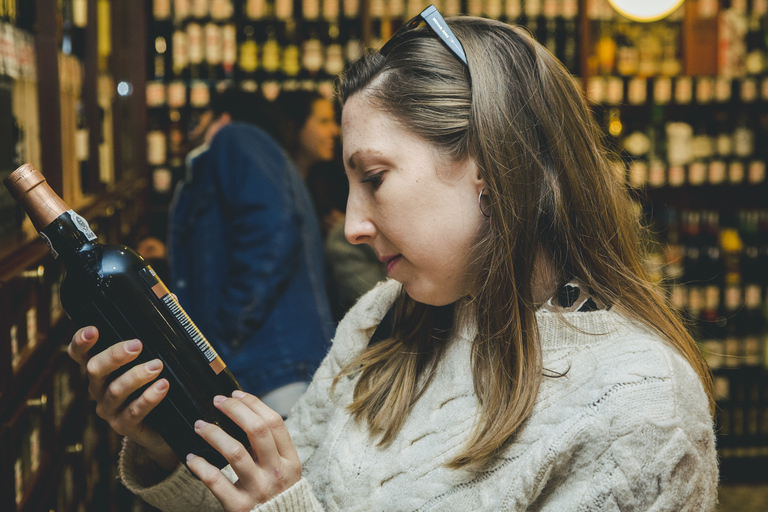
[{"x1": 335, "y1": 17, "x2": 714, "y2": 471}]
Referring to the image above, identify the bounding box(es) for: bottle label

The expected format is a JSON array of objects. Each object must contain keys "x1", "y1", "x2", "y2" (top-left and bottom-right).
[
  {"x1": 204, "y1": 23, "x2": 222, "y2": 65},
  {"x1": 187, "y1": 23, "x2": 204, "y2": 65},
  {"x1": 68, "y1": 210, "x2": 97, "y2": 241},
  {"x1": 154, "y1": 0, "x2": 172, "y2": 19},
  {"x1": 141, "y1": 267, "x2": 226, "y2": 374}
]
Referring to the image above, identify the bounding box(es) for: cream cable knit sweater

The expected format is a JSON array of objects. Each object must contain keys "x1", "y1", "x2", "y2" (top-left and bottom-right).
[{"x1": 120, "y1": 279, "x2": 718, "y2": 511}]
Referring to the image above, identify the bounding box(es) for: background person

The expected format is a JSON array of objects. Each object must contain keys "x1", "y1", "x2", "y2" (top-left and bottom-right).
[
  {"x1": 275, "y1": 90, "x2": 340, "y2": 180},
  {"x1": 167, "y1": 88, "x2": 334, "y2": 417}
]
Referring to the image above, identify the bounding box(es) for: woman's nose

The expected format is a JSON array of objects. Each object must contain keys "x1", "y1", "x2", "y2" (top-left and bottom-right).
[{"x1": 345, "y1": 197, "x2": 376, "y2": 245}]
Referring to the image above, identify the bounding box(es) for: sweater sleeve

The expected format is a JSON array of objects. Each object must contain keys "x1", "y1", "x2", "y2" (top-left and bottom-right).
[
  {"x1": 249, "y1": 479, "x2": 324, "y2": 512},
  {"x1": 566, "y1": 422, "x2": 717, "y2": 512},
  {"x1": 530, "y1": 347, "x2": 718, "y2": 512},
  {"x1": 120, "y1": 438, "x2": 327, "y2": 512},
  {"x1": 119, "y1": 437, "x2": 223, "y2": 512}
]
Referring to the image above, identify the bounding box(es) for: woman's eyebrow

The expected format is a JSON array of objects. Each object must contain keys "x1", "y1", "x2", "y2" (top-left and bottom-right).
[{"x1": 345, "y1": 149, "x2": 385, "y2": 172}]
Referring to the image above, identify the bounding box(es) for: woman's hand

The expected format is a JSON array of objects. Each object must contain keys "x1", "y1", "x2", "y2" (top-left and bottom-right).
[
  {"x1": 67, "y1": 326, "x2": 179, "y2": 471},
  {"x1": 187, "y1": 391, "x2": 302, "y2": 511}
]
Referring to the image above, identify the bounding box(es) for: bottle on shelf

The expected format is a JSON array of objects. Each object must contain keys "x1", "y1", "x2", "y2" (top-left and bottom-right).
[
  {"x1": 187, "y1": 17, "x2": 206, "y2": 80},
  {"x1": 4, "y1": 164, "x2": 250, "y2": 469}
]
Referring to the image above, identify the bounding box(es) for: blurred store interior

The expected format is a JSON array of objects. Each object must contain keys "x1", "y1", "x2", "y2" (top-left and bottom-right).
[{"x1": 0, "y1": 0, "x2": 767, "y2": 510}]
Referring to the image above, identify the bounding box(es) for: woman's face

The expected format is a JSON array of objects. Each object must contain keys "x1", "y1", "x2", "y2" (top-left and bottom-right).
[
  {"x1": 343, "y1": 95, "x2": 486, "y2": 306},
  {"x1": 299, "y1": 99, "x2": 340, "y2": 164}
]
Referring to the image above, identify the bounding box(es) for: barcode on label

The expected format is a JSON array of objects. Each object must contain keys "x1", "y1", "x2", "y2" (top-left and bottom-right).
[{"x1": 162, "y1": 294, "x2": 218, "y2": 364}]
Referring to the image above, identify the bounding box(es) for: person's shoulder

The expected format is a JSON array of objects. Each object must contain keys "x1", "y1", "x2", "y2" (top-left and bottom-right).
[
  {"x1": 543, "y1": 310, "x2": 711, "y2": 432},
  {"x1": 209, "y1": 123, "x2": 296, "y2": 179},
  {"x1": 213, "y1": 122, "x2": 279, "y2": 148}
]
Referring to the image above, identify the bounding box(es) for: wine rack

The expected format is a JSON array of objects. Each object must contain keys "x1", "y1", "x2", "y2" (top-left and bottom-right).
[
  {"x1": 581, "y1": 0, "x2": 768, "y2": 482},
  {"x1": 0, "y1": 1, "x2": 155, "y2": 511}
]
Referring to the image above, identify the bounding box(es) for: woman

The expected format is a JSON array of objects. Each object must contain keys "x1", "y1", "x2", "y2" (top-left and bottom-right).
[
  {"x1": 276, "y1": 90, "x2": 340, "y2": 179},
  {"x1": 68, "y1": 9, "x2": 717, "y2": 511}
]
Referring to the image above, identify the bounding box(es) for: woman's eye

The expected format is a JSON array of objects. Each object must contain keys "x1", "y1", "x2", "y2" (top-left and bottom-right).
[{"x1": 360, "y1": 172, "x2": 384, "y2": 190}]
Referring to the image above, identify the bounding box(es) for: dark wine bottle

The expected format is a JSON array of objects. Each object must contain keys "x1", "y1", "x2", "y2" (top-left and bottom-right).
[{"x1": 4, "y1": 163, "x2": 249, "y2": 469}]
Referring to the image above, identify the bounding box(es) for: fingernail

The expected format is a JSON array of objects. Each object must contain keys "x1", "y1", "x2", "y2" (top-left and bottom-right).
[
  {"x1": 186, "y1": 453, "x2": 198, "y2": 462},
  {"x1": 83, "y1": 326, "x2": 96, "y2": 340},
  {"x1": 146, "y1": 359, "x2": 162, "y2": 372},
  {"x1": 153, "y1": 379, "x2": 168, "y2": 391},
  {"x1": 232, "y1": 390, "x2": 246, "y2": 399},
  {"x1": 213, "y1": 395, "x2": 226, "y2": 405},
  {"x1": 194, "y1": 420, "x2": 206, "y2": 430},
  {"x1": 126, "y1": 339, "x2": 141, "y2": 353}
]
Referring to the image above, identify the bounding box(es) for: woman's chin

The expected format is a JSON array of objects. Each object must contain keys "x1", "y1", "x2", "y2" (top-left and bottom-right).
[{"x1": 403, "y1": 283, "x2": 462, "y2": 307}]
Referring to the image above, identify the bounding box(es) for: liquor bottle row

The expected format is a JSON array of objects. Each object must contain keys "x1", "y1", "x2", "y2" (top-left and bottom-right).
[
  {"x1": 150, "y1": 3, "x2": 361, "y2": 90},
  {"x1": 626, "y1": 158, "x2": 766, "y2": 189},
  {"x1": 156, "y1": 0, "x2": 583, "y2": 23},
  {"x1": 645, "y1": 208, "x2": 768, "y2": 370},
  {"x1": 715, "y1": 373, "x2": 768, "y2": 459},
  {"x1": 586, "y1": 75, "x2": 768, "y2": 106},
  {"x1": 653, "y1": 208, "x2": 768, "y2": 287},
  {"x1": 156, "y1": 0, "x2": 341, "y2": 23},
  {"x1": 610, "y1": 117, "x2": 768, "y2": 189},
  {"x1": 149, "y1": 21, "x2": 356, "y2": 94}
]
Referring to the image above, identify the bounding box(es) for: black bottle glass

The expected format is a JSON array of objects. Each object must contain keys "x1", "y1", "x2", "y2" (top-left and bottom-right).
[{"x1": 4, "y1": 164, "x2": 249, "y2": 469}]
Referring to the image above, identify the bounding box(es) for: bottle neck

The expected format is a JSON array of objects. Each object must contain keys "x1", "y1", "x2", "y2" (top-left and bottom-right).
[
  {"x1": 3, "y1": 164, "x2": 99, "y2": 261},
  {"x1": 5, "y1": 165, "x2": 70, "y2": 230},
  {"x1": 39, "y1": 210, "x2": 99, "y2": 262}
]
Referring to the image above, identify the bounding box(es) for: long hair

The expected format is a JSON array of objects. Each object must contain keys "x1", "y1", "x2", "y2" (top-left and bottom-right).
[{"x1": 334, "y1": 17, "x2": 714, "y2": 471}]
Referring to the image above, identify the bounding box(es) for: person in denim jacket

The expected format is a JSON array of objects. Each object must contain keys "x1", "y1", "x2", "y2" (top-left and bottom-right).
[{"x1": 167, "y1": 89, "x2": 334, "y2": 416}]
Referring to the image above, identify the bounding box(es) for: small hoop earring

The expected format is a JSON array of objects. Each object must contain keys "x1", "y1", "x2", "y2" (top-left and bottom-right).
[{"x1": 478, "y1": 188, "x2": 490, "y2": 218}]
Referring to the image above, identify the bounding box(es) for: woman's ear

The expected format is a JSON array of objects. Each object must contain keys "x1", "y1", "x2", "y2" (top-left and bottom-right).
[
  {"x1": 465, "y1": 159, "x2": 490, "y2": 217},
  {"x1": 469, "y1": 159, "x2": 486, "y2": 195}
]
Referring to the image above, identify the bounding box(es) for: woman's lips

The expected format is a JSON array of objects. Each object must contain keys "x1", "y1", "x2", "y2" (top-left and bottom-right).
[{"x1": 386, "y1": 255, "x2": 401, "y2": 273}]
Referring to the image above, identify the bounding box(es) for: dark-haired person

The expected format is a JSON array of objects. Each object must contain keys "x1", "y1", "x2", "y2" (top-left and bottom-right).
[
  {"x1": 166, "y1": 88, "x2": 333, "y2": 417},
  {"x1": 68, "y1": 8, "x2": 717, "y2": 511},
  {"x1": 275, "y1": 90, "x2": 340, "y2": 180}
]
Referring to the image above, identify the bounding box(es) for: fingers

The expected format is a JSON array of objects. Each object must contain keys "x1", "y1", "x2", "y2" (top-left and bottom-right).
[
  {"x1": 67, "y1": 326, "x2": 99, "y2": 366},
  {"x1": 201, "y1": 393, "x2": 300, "y2": 480},
  {"x1": 194, "y1": 408, "x2": 269, "y2": 474},
  {"x1": 191, "y1": 417, "x2": 296, "y2": 505},
  {"x1": 86, "y1": 339, "x2": 144, "y2": 401},
  {"x1": 186, "y1": 453, "x2": 251, "y2": 511},
  {"x1": 230, "y1": 391, "x2": 298, "y2": 462},
  {"x1": 112, "y1": 377, "x2": 170, "y2": 437},
  {"x1": 98, "y1": 359, "x2": 165, "y2": 421},
  {"x1": 190, "y1": 393, "x2": 303, "y2": 508}
]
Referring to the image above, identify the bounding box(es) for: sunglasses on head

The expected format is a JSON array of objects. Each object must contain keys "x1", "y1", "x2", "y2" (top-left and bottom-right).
[{"x1": 379, "y1": 4, "x2": 469, "y2": 68}]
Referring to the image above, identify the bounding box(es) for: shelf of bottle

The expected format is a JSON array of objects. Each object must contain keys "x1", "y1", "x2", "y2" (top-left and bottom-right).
[
  {"x1": 624, "y1": 158, "x2": 767, "y2": 190},
  {"x1": 146, "y1": 73, "x2": 339, "y2": 111},
  {"x1": 715, "y1": 397, "x2": 768, "y2": 461},
  {"x1": 581, "y1": 74, "x2": 768, "y2": 106}
]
